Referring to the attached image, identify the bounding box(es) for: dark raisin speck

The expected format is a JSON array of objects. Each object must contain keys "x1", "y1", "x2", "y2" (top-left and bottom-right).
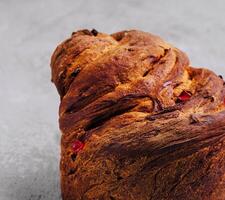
[
  {"x1": 91, "y1": 29, "x2": 98, "y2": 36},
  {"x1": 71, "y1": 68, "x2": 81, "y2": 77},
  {"x1": 71, "y1": 153, "x2": 77, "y2": 161},
  {"x1": 218, "y1": 75, "x2": 223, "y2": 79},
  {"x1": 68, "y1": 168, "x2": 76, "y2": 175},
  {"x1": 203, "y1": 95, "x2": 214, "y2": 102}
]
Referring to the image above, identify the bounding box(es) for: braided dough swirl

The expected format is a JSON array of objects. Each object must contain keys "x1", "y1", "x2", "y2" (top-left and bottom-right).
[{"x1": 51, "y1": 30, "x2": 225, "y2": 200}]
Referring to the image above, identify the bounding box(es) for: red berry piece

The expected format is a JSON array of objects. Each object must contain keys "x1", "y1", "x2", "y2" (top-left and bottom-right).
[
  {"x1": 178, "y1": 91, "x2": 192, "y2": 102},
  {"x1": 72, "y1": 140, "x2": 84, "y2": 153}
]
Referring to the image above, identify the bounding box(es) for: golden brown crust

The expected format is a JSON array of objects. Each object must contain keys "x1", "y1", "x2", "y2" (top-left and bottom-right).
[{"x1": 50, "y1": 29, "x2": 225, "y2": 200}]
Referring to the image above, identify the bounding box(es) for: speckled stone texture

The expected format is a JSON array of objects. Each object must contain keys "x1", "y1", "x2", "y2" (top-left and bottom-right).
[{"x1": 0, "y1": 0, "x2": 225, "y2": 200}]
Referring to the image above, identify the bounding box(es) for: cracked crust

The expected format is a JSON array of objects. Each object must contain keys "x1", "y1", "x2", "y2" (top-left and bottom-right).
[{"x1": 50, "y1": 29, "x2": 225, "y2": 200}]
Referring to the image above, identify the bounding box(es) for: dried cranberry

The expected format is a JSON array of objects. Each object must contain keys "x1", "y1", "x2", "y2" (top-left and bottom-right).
[
  {"x1": 72, "y1": 140, "x2": 84, "y2": 153},
  {"x1": 178, "y1": 91, "x2": 192, "y2": 102}
]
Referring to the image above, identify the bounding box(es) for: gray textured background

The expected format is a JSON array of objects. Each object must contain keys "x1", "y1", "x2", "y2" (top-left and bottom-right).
[{"x1": 0, "y1": 0, "x2": 225, "y2": 199}]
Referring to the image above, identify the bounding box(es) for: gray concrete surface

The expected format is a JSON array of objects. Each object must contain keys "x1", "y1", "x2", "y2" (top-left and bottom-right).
[{"x1": 0, "y1": 0, "x2": 225, "y2": 199}]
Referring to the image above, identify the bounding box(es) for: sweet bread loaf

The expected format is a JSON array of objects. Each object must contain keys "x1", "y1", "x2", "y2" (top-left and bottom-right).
[{"x1": 50, "y1": 29, "x2": 225, "y2": 200}]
